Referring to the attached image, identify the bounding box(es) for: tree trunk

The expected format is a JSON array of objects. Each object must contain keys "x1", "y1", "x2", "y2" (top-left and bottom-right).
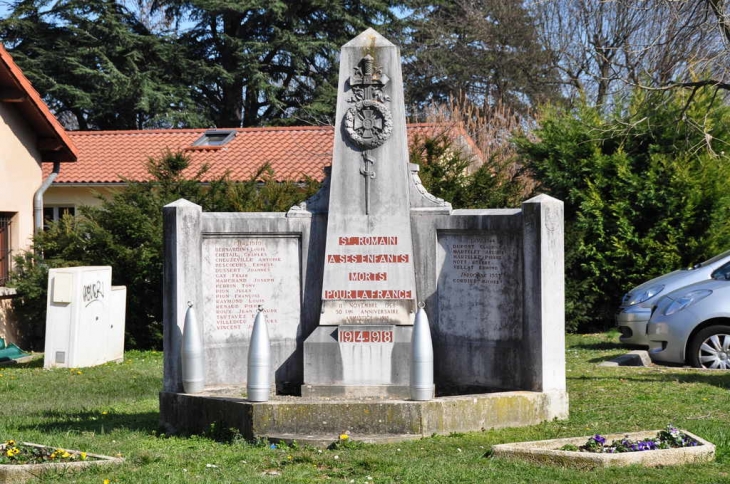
[{"x1": 216, "y1": 11, "x2": 244, "y2": 128}]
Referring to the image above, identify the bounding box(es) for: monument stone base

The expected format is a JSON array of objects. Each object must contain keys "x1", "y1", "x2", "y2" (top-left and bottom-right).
[
  {"x1": 302, "y1": 325, "x2": 413, "y2": 398},
  {"x1": 301, "y1": 384, "x2": 414, "y2": 399},
  {"x1": 159, "y1": 389, "x2": 568, "y2": 446}
]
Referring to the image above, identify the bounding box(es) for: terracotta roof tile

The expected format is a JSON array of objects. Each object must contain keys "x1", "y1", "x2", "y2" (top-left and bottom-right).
[{"x1": 46, "y1": 124, "x2": 449, "y2": 184}]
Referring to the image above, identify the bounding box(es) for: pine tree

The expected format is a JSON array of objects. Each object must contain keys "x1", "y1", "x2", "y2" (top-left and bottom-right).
[
  {"x1": 156, "y1": 0, "x2": 403, "y2": 127},
  {"x1": 0, "y1": 0, "x2": 206, "y2": 129}
]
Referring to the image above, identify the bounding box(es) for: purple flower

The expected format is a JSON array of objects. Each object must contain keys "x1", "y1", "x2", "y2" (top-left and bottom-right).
[{"x1": 572, "y1": 425, "x2": 702, "y2": 454}]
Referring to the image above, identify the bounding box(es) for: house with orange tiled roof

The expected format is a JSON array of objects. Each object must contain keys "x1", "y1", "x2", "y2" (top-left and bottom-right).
[
  {"x1": 42, "y1": 126, "x2": 334, "y2": 212},
  {"x1": 42, "y1": 123, "x2": 472, "y2": 213},
  {"x1": 0, "y1": 44, "x2": 77, "y2": 344},
  {"x1": 0, "y1": 45, "x2": 77, "y2": 290}
]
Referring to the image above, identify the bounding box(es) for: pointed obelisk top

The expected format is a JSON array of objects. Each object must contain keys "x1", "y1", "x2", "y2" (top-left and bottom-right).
[{"x1": 343, "y1": 27, "x2": 396, "y2": 49}]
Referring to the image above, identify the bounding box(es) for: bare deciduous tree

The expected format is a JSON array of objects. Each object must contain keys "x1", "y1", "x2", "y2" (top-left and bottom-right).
[
  {"x1": 530, "y1": 0, "x2": 730, "y2": 107},
  {"x1": 403, "y1": 0, "x2": 561, "y2": 114}
]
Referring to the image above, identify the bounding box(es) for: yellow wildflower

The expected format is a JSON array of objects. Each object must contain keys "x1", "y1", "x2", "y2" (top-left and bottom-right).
[
  {"x1": 339, "y1": 434, "x2": 349, "y2": 440},
  {"x1": 104, "y1": 480, "x2": 111, "y2": 484},
  {"x1": 5, "y1": 440, "x2": 15, "y2": 446},
  {"x1": 80, "y1": 452, "x2": 87, "y2": 460}
]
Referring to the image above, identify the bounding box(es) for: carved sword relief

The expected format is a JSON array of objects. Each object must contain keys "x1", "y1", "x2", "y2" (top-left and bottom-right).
[
  {"x1": 344, "y1": 54, "x2": 392, "y2": 214},
  {"x1": 359, "y1": 151, "x2": 376, "y2": 215}
]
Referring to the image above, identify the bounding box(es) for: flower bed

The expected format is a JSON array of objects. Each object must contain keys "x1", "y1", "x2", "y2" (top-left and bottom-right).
[
  {"x1": 491, "y1": 429, "x2": 714, "y2": 468},
  {"x1": 0, "y1": 441, "x2": 123, "y2": 484},
  {"x1": 561, "y1": 425, "x2": 699, "y2": 454}
]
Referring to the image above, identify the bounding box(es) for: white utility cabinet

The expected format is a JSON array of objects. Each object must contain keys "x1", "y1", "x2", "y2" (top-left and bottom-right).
[{"x1": 44, "y1": 266, "x2": 126, "y2": 368}]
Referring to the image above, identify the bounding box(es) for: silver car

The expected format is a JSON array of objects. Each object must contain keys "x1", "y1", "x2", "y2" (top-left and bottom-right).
[
  {"x1": 616, "y1": 250, "x2": 730, "y2": 346},
  {"x1": 647, "y1": 261, "x2": 730, "y2": 368}
]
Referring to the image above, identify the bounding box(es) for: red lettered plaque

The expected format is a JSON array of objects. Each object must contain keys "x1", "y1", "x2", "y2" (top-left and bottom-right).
[{"x1": 338, "y1": 328, "x2": 393, "y2": 343}]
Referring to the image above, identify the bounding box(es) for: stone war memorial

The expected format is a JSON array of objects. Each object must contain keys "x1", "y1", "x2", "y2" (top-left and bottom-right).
[{"x1": 160, "y1": 29, "x2": 568, "y2": 443}]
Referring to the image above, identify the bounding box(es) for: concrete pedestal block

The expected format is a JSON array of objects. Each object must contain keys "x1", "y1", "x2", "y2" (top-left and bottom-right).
[
  {"x1": 302, "y1": 325, "x2": 412, "y2": 398},
  {"x1": 159, "y1": 389, "x2": 569, "y2": 445},
  {"x1": 301, "y1": 384, "x2": 412, "y2": 399}
]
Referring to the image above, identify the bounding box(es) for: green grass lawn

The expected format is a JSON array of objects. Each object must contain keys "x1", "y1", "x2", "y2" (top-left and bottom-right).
[{"x1": 2, "y1": 332, "x2": 730, "y2": 483}]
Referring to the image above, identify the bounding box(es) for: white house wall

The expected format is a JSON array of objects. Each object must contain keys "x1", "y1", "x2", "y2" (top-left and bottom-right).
[
  {"x1": 0, "y1": 101, "x2": 43, "y2": 258},
  {"x1": 45, "y1": 185, "x2": 120, "y2": 209}
]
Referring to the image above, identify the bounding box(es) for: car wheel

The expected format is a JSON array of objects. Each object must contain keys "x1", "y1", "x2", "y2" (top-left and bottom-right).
[{"x1": 688, "y1": 325, "x2": 730, "y2": 369}]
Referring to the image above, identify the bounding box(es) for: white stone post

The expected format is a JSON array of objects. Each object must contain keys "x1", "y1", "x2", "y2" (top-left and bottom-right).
[
  {"x1": 163, "y1": 199, "x2": 203, "y2": 393},
  {"x1": 521, "y1": 194, "x2": 568, "y2": 418}
]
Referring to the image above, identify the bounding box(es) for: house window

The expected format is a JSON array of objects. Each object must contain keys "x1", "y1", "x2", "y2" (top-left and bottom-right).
[
  {"x1": 43, "y1": 206, "x2": 75, "y2": 230},
  {"x1": 0, "y1": 213, "x2": 12, "y2": 286},
  {"x1": 192, "y1": 129, "x2": 236, "y2": 147}
]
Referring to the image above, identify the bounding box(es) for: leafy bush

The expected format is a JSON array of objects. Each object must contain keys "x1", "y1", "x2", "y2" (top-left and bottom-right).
[
  {"x1": 411, "y1": 99, "x2": 533, "y2": 209},
  {"x1": 9, "y1": 151, "x2": 317, "y2": 350},
  {"x1": 518, "y1": 88, "x2": 730, "y2": 331}
]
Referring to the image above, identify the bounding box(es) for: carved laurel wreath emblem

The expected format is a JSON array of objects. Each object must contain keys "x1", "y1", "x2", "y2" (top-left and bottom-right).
[{"x1": 344, "y1": 100, "x2": 393, "y2": 150}]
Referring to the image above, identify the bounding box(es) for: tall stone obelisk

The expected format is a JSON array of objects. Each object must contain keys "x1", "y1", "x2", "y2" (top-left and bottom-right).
[{"x1": 302, "y1": 29, "x2": 418, "y2": 398}]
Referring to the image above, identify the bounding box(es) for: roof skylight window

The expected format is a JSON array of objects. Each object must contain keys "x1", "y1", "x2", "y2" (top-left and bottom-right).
[{"x1": 192, "y1": 129, "x2": 236, "y2": 147}]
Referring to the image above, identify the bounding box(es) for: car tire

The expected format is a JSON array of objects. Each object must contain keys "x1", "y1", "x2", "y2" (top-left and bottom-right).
[{"x1": 688, "y1": 325, "x2": 730, "y2": 369}]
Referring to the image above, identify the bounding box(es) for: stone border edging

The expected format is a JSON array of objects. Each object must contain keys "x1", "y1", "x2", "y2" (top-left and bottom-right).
[
  {"x1": 598, "y1": 350, "x2": 652, "y2": 367},
  {"x1": 491, "y1": 430, "x2": 714, "y2": 468},
  {"x1": 0, "y1": 443, "x2": 124, "y2": 484}
]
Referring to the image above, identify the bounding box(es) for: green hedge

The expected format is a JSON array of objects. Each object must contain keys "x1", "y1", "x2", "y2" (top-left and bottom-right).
[
  {"x1": 518, "y1": 89, "x2": 730, "y2": 331},
  {"x1": 9, "y1": 152, "x2": 317, "y2": 350}
]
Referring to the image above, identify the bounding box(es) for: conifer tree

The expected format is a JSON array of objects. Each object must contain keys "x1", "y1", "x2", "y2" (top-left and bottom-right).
[
  {"x1": 154, "y1": 0, "x2": 402, "y2": 127},
  {"x1": 0, "y1": 0, "x2": 205, "y2": 129}
]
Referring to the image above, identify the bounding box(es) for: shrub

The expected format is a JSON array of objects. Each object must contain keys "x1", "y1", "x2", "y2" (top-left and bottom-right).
[
  {"x1": 411, "y1": 98, "x2": 534, "y2": 208},
  {"x1": 518, "y1": 88, "x2": 730, "y2": 331},
  {"x1": 9, "y1": 151, "x2": 317, "y2": 350}
]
